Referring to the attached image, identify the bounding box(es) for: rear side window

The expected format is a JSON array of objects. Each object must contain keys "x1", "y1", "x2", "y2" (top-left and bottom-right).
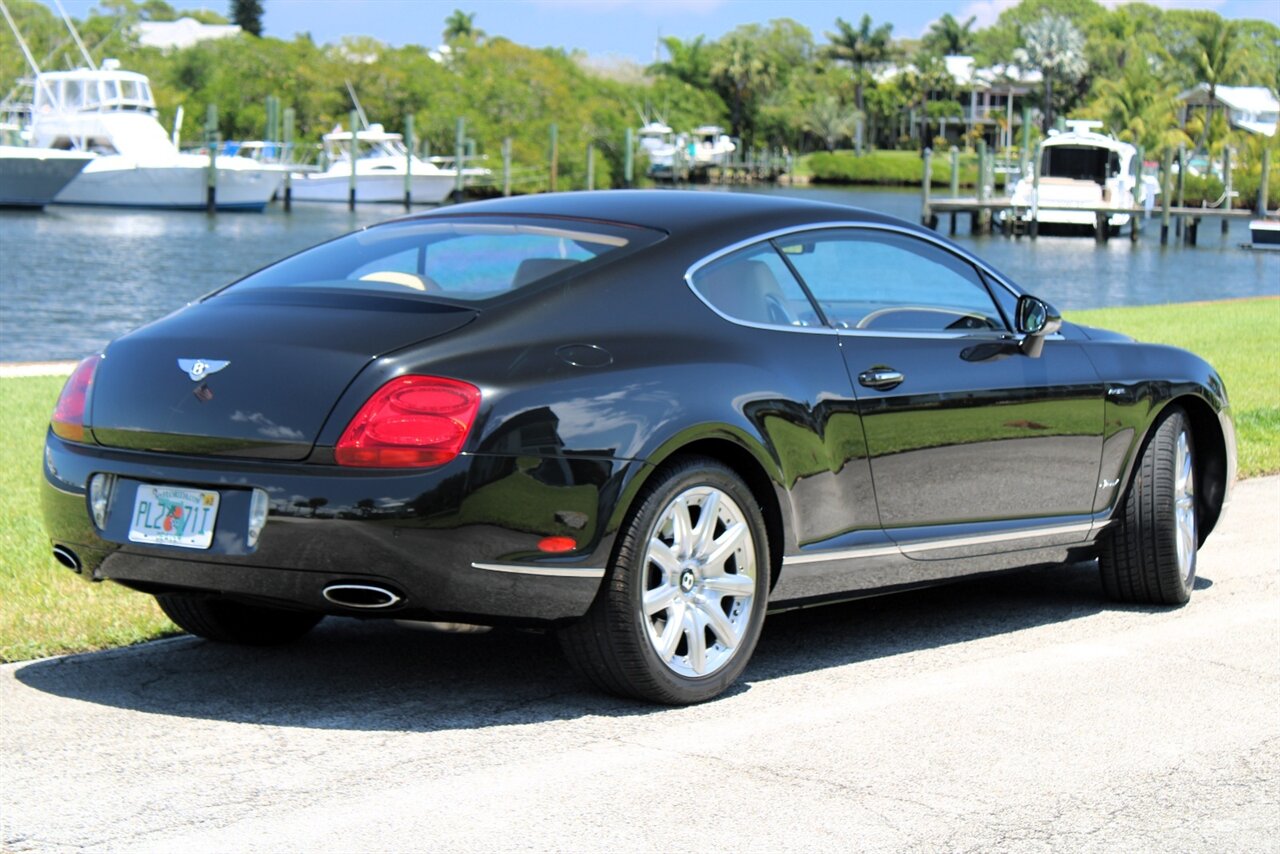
[
  {"x1": 229, "y1": 218, "x2": 660, "y2": 302},
  {"x1": 689, "y1": 243, "x2": 820, "y2": 328}
]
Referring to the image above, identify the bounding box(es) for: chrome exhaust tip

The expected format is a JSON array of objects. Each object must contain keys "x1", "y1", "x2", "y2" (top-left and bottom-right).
[
  {"x1": 322, "y1": 583, "x2": 402, "y2": 610},
  {"x1": 53, "y1": 546, "x2": 81, "y2": 573}
]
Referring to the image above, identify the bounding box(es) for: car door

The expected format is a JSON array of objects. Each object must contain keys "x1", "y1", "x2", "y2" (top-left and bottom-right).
[{"x1": 775, "y1": 226, "x2": 1106, "y2": 558}]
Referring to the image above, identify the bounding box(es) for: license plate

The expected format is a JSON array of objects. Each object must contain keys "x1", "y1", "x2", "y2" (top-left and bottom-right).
[{"x1": 128, "y1": 484, "x2": 220, "y2": 550}]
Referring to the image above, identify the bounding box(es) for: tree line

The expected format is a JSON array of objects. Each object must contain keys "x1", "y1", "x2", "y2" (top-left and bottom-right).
[{"x1": 2, "y1": 0, "x2": 1277, "y2": 191}]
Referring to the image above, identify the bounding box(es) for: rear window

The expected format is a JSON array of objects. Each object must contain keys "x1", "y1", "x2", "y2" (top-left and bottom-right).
[{"x1": 227, "y1": 217, "x2": 660, "y2": 302}]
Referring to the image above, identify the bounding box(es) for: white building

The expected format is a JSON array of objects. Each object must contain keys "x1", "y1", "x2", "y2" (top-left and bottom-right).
[
  {"x1": 135, "y1": 17, "x2": 241, "y2": 50},
  {"x1": 1177, "y1": 84, "x2": 1279, "y2": 137}
]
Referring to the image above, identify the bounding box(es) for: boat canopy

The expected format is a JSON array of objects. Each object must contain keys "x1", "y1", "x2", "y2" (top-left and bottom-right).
[{"x1": 33, "y1": 67, "x2": 156, "y2": 117}]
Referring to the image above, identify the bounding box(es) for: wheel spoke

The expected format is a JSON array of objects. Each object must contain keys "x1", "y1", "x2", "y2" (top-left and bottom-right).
[
  {"x1": 657, "y1": 601, "x2": 687, "y2": 661},
  {"x1": 700, "y1": 572, "x2": 755, "y2": 597},
  {"x1": 644, "y1": 583, "x2": 680, "y2": 616},
  {"x1": 647, "y1": 538, "x2": 680, "y2": 575},
  {"x1": 692, "y1": 490, "x2": 721, "y2": 556},
  {"x1": 671, "y1": 499, "x2": 694, "y2": 558},
  {"x1": 703, "y1": 521, "x2": 747, "y2": 572},
  {"x1": 685, "y1": 605, "x2": 707, "y2": 673},
  {"x1": 698, "y1": 599, "x2": 740, "y2": 649}
]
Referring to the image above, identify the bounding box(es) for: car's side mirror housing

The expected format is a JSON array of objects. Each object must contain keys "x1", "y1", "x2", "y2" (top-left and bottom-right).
[{"x1": 1016, "y1": 295, "x2": 1062, "y2": 358}]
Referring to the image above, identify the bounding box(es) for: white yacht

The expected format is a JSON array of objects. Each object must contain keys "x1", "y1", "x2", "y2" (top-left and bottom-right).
[
  {"x1": 289, "y1": 124, "x2": 458, "y2": 204},
  {"x1": 638, "y1": 120, "x2": 679, "y2": 178},
  {"x1": 0, "y1": 145, "x2": 93, "y2": 207},
  {"x1": 27, "y1": 63, "x2": 282, "y2": 210},
  {"x1": 1008, "y1": 120, "x2": 1159, "y2": 232},
  {"x1": 688, "y1": 125, "x2": 736, "y2": 171}
]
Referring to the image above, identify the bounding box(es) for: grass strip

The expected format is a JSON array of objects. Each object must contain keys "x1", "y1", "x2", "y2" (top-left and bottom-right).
[{"x1": 0, "y1": 297, "x2": 1273, "y2": 661}]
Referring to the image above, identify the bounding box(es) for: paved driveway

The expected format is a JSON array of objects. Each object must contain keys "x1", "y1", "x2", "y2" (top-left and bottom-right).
[{"x1": 3, "y1": 477, "x2": 1277, "y2": 852}]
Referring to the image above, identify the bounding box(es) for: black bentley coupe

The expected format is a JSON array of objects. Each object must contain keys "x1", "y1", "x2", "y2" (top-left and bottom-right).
[{"x1": 42, "y1": 191, "x2": 1235, "y2": 704}]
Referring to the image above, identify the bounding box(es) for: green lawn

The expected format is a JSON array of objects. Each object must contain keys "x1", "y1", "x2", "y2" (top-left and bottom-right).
[
  {"x1": 1, "y1": 296, "x2": 1274, "y2": 661},
  {"x1": 1071, "y1": 298, "x2": 1280, "y2": 478}
]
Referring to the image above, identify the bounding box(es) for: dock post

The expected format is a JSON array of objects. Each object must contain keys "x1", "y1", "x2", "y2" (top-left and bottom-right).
[
  {"x1": 453, "y1": 117, "x2": 465, "y2": 202},
  {"x1": 403, "y1": 113, "x2": 414, "y2": 209},
  {"x1": 586, "y1": 142, "x2": 595, "y2": 191},
  {"x1": 1130, "y1": 145, "x2": 1144, "y2": 242},
  {"x1": 347, "y1": 109, "x2": 358, "y2": 210},
  {"x1": 1095, "y1": 212, "x2": 1109, "y2": 243},
  {"x1": 976, "y1": 140, "x2": 989, "y2": 234},
  {"x1": 1020, "y1": 106, "x2": 1031, "y2": 175},
  {"x1": 502, "y1": 137, "x2": 512, "y2": 197},
  {"x1": 205, "y1": 103, "x2": 217, "y2": 213},
  {"x1": 282, "y1": 107, "x2": 294, "y2": 211},
  {"x1": 949, "y1": 146, "x2": 959, "y2": 235},
  {"x1": 1160, "y1": 150, "x2": 1173, "y2": 245},
  {"x1": 624, "y1": 127, "x2": 634, "y2": 188},
  {"x1": 1258, "y1": 147, "x2": 1271, "y2": 216},
  {"x1": 921, "y1": 148, "x2": 935, "y2": 229},
  {"x1": 1222, "y1": 146, "x2": 1232, "y2": 235},
  {"x1": 1030, "y1": 142, "x2": 1041, "y2": 239},
  {"x1": 549, "y1": 123, "x2": 558, "y2": 192},
  {"x1": 1175, "y1": 145, "x2": 1186, "y2": 241}
]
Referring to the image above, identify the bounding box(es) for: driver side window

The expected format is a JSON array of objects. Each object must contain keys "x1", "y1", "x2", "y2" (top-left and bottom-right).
[{"x1": 774, "y1": 230, "x2": 1006, "y2": 333}]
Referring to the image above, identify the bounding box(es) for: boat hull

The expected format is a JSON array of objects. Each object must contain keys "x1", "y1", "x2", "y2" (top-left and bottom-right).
[
  {"x1": 1249, "y1": 220, "x2": 1280, "y2": 249},
  {"x1": 288, "y1": 172, "x2": 456, "y2": 204},
  {"x1": 0, "y1": 146, "x2": 94, "y2": 208},
  {"x1": 54, "y1": 158, "x2": 282, "y2": 211}
]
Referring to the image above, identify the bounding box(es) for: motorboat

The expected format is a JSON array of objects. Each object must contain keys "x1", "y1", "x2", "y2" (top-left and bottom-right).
[
  {"x1": 288, "y1": 124, "x2": 458, "y2": 204},
  {"x1": 1007, "y1": 120, "x2": 1160, "y2": 232},
  {"x1": 638, "y1": 120, "x2": 680, "y2": 178},
  {"x1": 0, "y1": 144, "x2": 93, "y2": 207},
  {"x1": 688, "y1": 125, "x2": 736, "y2": 173},
  {"x1": 1248, "y1": 218, "x2": 1280, "y2": 249},
  {"x1": 25, "y1": 63, "x2": 282, "y2": 210}
]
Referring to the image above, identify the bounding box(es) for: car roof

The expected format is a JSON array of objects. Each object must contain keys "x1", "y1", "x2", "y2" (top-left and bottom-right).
[{"x1": 398, "y1": 189, "x2": 906, "y2": 236}]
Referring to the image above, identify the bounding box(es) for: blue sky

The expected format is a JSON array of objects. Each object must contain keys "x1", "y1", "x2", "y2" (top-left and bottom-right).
[{"x1": 44, "y1": 0, "x2": 1280, "y2": 64}]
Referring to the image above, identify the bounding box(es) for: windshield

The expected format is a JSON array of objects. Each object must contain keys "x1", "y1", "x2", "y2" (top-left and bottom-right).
[{"x1": 226, "y1": 217, "x2": 661, "y2": 302}]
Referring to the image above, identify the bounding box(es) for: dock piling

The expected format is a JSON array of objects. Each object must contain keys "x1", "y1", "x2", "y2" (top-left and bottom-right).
[
  {"x1": 1222, "y1": 146, "x2": 1232, "y2": 235},
  {"x1": 1175, "y1": 145, "x2": 1186, "y2": 240},
  {"x1": 347, "y1": 109, "x2": 358, "y2": 210},
  {"x1": 453, "y1": 117, "x2": 465, "y2": 202},
  {"x1": 549, "y1": 123, "x2": 558, "y2": 192},
  {"x1": 282, "y1": 107, "x2": 294, "y2": 211},
  {"x1": 502, "y1": 137, "x2": 512, "y2": 197},
  {"x1": 1030, "y1": 142, "x2": 1041, "y2": 238},
  {"x1": 976, "y1": 140, "x2": 989, "y2": 234},
  {"x1": 586, "y1": 142, "x2": 595, "y2": 191},
  {"x1": 1160, "y1": 150, "x2": 1173, "y2": 245},
  {"x1": 1259, "y1": 148, "x2": 1271, "y2": 216},
  {"x1": 624, "y1": 127, "x2": 634, "y2": 188},
  {"x1": 949, "y1": 147, "x2": 959, "y2": 235},
  {"x1": 921, "y1": 148, "x2": 935, "y2": 230},
  {"x1": 403, "y1": 113, "x2": 414, "y2": 209},
  {"x1": 205, "y1": 103, "x2": 218, "y2": 213}
]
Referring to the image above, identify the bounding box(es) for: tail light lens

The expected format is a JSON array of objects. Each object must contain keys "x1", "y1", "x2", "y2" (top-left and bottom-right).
[
  {"x1": 335, "y1": 376, "x2": 481, "y2": 468},
  {"x1": 51, "y1": 356, "x2": 101, "y2": 443}
]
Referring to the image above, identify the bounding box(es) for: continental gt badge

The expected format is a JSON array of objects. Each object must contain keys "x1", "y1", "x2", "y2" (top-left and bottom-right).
[{"x1": 178, "y1": 359, "x2": 230, "y2": 381}]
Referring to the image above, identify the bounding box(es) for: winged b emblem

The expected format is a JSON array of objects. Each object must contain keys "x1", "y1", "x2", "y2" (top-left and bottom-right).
[{"x1": 178, "y1": 359, "x2": 230, "y2": 382}]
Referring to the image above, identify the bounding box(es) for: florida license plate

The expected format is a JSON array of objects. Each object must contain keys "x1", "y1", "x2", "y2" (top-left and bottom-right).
[{"x1": 128, "y1": 484, "x2": 220, "y2": 549}]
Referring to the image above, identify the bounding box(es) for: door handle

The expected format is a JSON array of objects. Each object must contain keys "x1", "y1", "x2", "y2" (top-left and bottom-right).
[{"x1": 858, "y1": 368, "x2": 905, "y2": 390}]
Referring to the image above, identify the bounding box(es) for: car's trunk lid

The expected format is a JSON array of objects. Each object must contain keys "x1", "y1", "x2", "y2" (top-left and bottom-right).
[{"x1": 88, "y1": 287, "x2": 477, "y2": 460}]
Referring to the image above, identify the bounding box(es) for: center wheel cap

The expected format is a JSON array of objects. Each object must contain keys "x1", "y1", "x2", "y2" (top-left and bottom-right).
[{"x1": 679, "y1": 569, "x2": 696, "y2": 593}]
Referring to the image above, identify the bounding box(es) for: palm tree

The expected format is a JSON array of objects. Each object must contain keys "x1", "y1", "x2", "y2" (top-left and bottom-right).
[
  {"x1": 803, "y1": 96, "x2": 857, "y2": 151},
  {"x1": 648, "y1": 35, "x2": 712, "y2": 88},
  {"x1": 922, "y1": 13, "x2": 976, "y2": 57},
  {"x1": 1091, "y1": 61, "x2": 1188, "y2": 156},
  {"x1": 1188, "y1": 18, "x2": 1243, "y2": 152},
  {"x1": 825, "y1": 15, "x2": 896, "y2": 115},
  {"x1": 443, "y1": 9, "x2": 483, "y2": 44},
  {"x1": 710, "y1": 33, "x2": 777, "y2": 146},
  {"x1": 1014, "y1": 14, "x2": 1088, "y2": 132}
]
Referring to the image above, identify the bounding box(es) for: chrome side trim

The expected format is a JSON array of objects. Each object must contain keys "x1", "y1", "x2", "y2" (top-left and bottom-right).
[
  {"x1": 782, "y1": 521, "x2": 1096, "y2": 565},
  {"x1": 471, "y1": 562, "x2": 606, "y2": 579},
  {"x1": 782, "y1": 543, "x2": 901, "y2": 566},
  {"x1": 897, "y1": 521, "x2": 1095, "y2": 554}
]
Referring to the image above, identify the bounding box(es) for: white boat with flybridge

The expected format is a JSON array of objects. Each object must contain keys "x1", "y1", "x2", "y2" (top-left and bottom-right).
[
  {"x1": 288, "y1": 124, "x2": 460, "y2": 204},
  {"x1": 24, "y1": 63, "x2": 282, "y2": 210},
  {"x1": 0, "y1": 144, "x2": 93, "y2": 207},
  {"x1": 688, "y1": 125, "x2": 736, "y2": 172},
  {"x1": 1007, "y1": 120, "x2": 1160, "y2": 233}
]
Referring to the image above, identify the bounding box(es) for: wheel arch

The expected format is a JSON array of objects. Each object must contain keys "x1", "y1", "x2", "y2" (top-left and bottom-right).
[{"x1": 1170, "y1": 393, "x2": 1230, "y2": 542}]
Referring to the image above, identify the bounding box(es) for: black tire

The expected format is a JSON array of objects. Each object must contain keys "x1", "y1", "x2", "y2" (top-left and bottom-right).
[
  {"x1": 559, "y1": 457, "x2": 770, "y2": 704},
  {"x1": 155, "y1": 591, "x2": 323, "y2": 645},
  {"x1": 1099, "y1": 406, "x2": 1198, "y2": 605}
]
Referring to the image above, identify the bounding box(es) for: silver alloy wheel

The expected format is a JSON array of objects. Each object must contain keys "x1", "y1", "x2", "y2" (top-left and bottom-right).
[
  {"x1": 641, "y1": 485, "x2": 757, "y2": 678},
  {"x1": 1174, "y1": 428, "x2": 1197, "y2": 582}
]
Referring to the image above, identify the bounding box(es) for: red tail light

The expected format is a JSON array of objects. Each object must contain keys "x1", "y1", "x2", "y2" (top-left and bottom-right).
[
  {"x1": 51, "y1": 356, "x2": 101, "y2": 443},
  {"x1": 335, "y1": 376, "x2": 481, "y2": 468}
]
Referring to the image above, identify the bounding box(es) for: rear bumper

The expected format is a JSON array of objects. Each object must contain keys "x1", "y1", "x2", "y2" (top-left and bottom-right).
[{"x1": 42, "y1": 431, "x2": 638, "y2": 625}]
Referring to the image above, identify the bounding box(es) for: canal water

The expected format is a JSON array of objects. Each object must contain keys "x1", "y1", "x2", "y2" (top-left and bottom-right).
[{"x1": 1, "y1": 186, "x2": 1276, "y2": 362}]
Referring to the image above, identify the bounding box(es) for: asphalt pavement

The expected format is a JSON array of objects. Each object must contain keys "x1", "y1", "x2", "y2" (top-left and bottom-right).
[{"x1": 3, "y1": 477, "x2": 1277, "y2": 853}]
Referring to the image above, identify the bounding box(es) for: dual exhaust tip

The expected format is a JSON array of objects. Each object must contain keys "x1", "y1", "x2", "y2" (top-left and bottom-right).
[{"x1": 53, "y1": 546, "x2": 81, "y2": 574}]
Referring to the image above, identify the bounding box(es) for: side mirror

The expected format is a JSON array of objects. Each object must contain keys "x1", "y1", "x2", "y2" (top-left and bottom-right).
[{"x1": 1016, "y1": 295, "x2": 1061, "y2": 358}]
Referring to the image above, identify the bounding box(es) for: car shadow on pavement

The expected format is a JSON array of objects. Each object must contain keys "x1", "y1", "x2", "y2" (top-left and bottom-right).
[{"x1": 13, "y1": 560, "x2": 1203, "y2": 732}]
